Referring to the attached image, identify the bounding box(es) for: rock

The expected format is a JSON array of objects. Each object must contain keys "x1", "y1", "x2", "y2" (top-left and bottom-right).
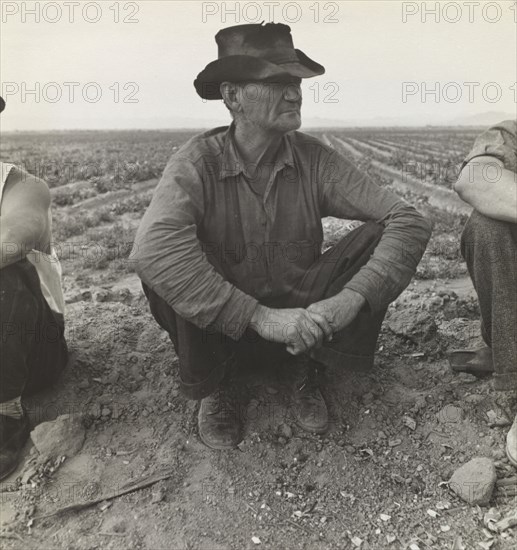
[
  {"x1": 494, "y1": 511, "x2": 517, "y2": 532},
  {"x1": 30, "y1": 414, "x2": 86, "y2": 460},
  {"x1": 277, "y1": 423, "x2": 293, "y2": 440},
  {"x1": 112, "y1": 288, "x2": 133, "y2": 304},
  {"x1": 449, "y1": 457, "x2": 496, "y2": 505},
  {"x1": 96, "y1": 393, "x2": 112, "y2": 406},
  {"x1": 93, "y1": 288, "x2": 111, "y2": 302},
  {"x1": 105, "y1": 371, "x2": 120, "y2": 385},
  {"x1": 437, "y1": 405, "x2": 463, "y2": 424},
  {"x1": 490, "y1": 449, "x2": 505, "y2": 460},
  {"x1": 464, "y1": 394, "x2": 484, "y2": 404},
  {"x1": 65, "y1": 289, "x2": 92, "y2": 304},
  {"x1": 430, "y1": 296, "x2": 443, "y2": 307},
  {"x1": 486, "y1": 408, "x2": 511, "y2": 427},
  {"x1": 402, "y1": 415, "x2": 417, "y2": 431},
  {"x1": 387, "y1": 311, "x2": 437, "y2": 343},
  {"x1": 454, "y1": 373, "x2": 477, "y2": 384},
  {"x1": 77, "y1": 379, "x2": 90, "y2": 390},
  {"x1": 151, "y1": 486, "x2": 166, "y2": 504},
  {"x1": 20, "y1": 464, "x2": 38, "y2": 484},
  {"x1": 362, "y1": 392, "x2": 375, "y2": 405}
]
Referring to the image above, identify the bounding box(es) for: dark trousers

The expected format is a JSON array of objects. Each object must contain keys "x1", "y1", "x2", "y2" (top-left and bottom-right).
[
  {"x1": 0, "y1": 259, "x2": 68, "y2": 403},
  {"x1": 461, "y1": 211, "x2": 517, "y2": 391},
  {"x1": 144, "y1": 222, "x2": 387, "y2": 400}
]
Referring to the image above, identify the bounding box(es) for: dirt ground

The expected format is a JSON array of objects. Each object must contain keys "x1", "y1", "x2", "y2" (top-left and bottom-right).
[{"x1": 1, "y1": 130, "x2": 516, "y2": 549}]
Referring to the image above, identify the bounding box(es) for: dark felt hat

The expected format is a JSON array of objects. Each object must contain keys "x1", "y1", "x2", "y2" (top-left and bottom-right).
[
  {"x1": 194, "y1": 22, "x2": 325, "y2": 100},
  {"x1": 0, "y1": 96, "x2": 5, "y2": 113}
]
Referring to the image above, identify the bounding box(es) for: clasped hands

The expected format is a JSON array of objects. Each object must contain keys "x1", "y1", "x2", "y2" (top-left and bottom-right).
[{"x1": 249, "y1": 288, "x2": 366, "y2": 356}]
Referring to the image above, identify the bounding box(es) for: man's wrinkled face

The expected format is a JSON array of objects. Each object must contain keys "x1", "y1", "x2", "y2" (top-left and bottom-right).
[{"x1": 237, "y1": 77, "x2": 302, "y2": 134}]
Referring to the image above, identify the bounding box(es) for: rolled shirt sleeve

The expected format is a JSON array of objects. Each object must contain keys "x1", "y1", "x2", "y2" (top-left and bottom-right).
[
  {"x1": 131, "y1": 156, "x2": 258, "y2": 340},
  {"x1": 319, "y1": 150, "x2": 433, "y2": 312}
]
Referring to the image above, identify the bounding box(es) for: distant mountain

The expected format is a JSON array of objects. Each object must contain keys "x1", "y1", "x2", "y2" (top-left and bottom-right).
[
  {"x1": 302, "y1": 111, "x2": 516, "y2": 129},
  {"x1": 447, "y1": 111, "x2": 516, "y2": 127}
]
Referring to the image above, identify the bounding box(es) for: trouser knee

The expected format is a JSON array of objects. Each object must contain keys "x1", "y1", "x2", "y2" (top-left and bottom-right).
[{"x1": 461, "y1": 211, "x2": 516, "y2": 265}]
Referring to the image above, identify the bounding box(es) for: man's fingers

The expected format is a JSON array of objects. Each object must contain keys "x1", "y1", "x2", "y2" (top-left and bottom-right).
[
  {"x1": 284, "y1": 315, "x2": 320, "y2": 352},
  {"x1": 284, "y1": 323, "x2": 309, "y2": 354},
  {"x1": 286, "y1": 343, "x2": 301, "y2": 355},
  {"x1": 299, "y1": 315, "x2": 325, "y2": 350},
  {"x1": 306, "y1": 311, "x2": 333, "y2": 341}
]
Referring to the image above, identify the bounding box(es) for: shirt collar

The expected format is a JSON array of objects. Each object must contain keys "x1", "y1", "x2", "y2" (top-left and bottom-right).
[{"x1": 219, "y1": 122, "x2": 295, "y2": 181}]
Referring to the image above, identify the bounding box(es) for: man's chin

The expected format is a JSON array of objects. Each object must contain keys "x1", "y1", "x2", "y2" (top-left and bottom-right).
[
  {"x1": 278, "y1": 114, "x2": 302, "y2": 132},
  {"x1": 251, "y1": 115, "x2": 301, "y2": 134}
]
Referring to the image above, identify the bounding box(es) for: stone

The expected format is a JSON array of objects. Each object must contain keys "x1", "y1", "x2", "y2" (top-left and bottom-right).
[
  {"x1": 464, "y1": 394, "x2": 484, "y2": 404},
  {"x1": 93, "y1": 288, "x2": 111, "y2": 302},
  {"x1": 449, "y1": 457, "x2": 496, "y2": 506},
  {"x1": 277, "y1": 423, "x2": 293, "y2": 440},
  {"x1": 65, "y1": 289, "x2": 92, "y2": 304},
  {"x1": 454, "y1": 373, "x2": 477, "y2": 384},
  {"x1": 30, "y1": 414, "x2": 86, "y2": 460},
  {"x1": 437, "y1": 405, "x2": 463, "y2": 424},
  {"x1": 387, "y1": 311, "x2": 437, "y2": 343}
]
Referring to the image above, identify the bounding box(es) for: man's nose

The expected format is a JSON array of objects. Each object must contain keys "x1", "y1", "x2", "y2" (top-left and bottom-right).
[{"x1": 283, "y1": 83, "x2": 302, "y2": 102}]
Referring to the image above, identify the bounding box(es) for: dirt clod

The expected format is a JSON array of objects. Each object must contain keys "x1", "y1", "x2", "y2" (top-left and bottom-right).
[{"x1": 30, "y1": 414, "x2": 86, "y2": 460}]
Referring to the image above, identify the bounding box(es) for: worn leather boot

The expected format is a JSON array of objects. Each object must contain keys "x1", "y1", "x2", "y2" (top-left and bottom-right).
[
  {"x1": 198, "y1": 388, "x2": 241, "y2": 450},
  {"x1": 0, "y1": 412, "x2": 30, "y2": 480},
  {"x1": 290, "y1": 361, "x2": 328, "y2": 434}
]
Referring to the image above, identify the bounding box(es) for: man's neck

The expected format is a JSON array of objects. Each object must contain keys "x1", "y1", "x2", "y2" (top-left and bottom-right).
[{"x1": 233, "y1": 121, "x2": 284, "y2": 167}]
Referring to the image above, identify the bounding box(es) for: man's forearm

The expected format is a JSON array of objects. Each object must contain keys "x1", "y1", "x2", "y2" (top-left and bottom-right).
[
  {"x1": 343, "y1": 206, "x2": 432, "y2": 313},
  {"x1": 332, "y1": 287, "x2": 366, "y2": 313},
  {"x1": 455, "y1": 160, "x2": 517, "y2": 223},
  {"x1": 307, "y1": 287, "x2": 366, "y2": 334}
]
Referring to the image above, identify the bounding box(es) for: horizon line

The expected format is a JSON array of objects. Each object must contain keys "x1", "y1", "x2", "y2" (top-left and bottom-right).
[{"x1": 0, "y1": 123, "x2": 494, "y2": 133}]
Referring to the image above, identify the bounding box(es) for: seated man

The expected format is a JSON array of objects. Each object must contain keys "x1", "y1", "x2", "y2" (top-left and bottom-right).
[
  {"x1": 0, "y1": 96, "x2": 68, "y2": 478},
  {"x1": 132, "y1": 23, "x2": 432, "y2": 449},
  {"x1": 453, "y1": 120, "x2": 517, "y2": 466}
]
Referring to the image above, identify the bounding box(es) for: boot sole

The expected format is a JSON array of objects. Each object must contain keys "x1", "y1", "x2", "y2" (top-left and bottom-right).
[
  {"x1": 197, "y1": 410, "x2": 241, "y2": 450},
  {"x1": 291, "y1": 408, "x2": 328, "y2": 434},
  {"x1": 198, "y1": 432, "x2": 240, "y2": 450},
  {"x1": 293, "y1": 419, "x2": 328, "y2": 434}
]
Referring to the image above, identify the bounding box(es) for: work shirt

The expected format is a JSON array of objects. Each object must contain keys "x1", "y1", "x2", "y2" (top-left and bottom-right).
[
  {"x1": 132, "y1": 124, "x2": 432, "y2": 340},
  {"x1": 0, "y1": 162, "x2": 65, "y2": 315},
  {"x1": 462, "y1": 120, "x2": 517, "y2": 173}
]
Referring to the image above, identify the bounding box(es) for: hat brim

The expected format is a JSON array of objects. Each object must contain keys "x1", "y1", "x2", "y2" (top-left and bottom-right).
[{"x1": 194, "y1": 49, "x2": 325, "y2": 100}]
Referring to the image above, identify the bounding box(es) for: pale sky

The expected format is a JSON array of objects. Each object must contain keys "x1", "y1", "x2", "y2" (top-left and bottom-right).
[{"x1": 1, "y1": 0, "x2": 516, "y2": 130}]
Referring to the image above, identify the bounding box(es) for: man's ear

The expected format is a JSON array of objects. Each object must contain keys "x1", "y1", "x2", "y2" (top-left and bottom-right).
[{"x1": 220, "y1": 82, "x2": 242, "y2": 113}]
